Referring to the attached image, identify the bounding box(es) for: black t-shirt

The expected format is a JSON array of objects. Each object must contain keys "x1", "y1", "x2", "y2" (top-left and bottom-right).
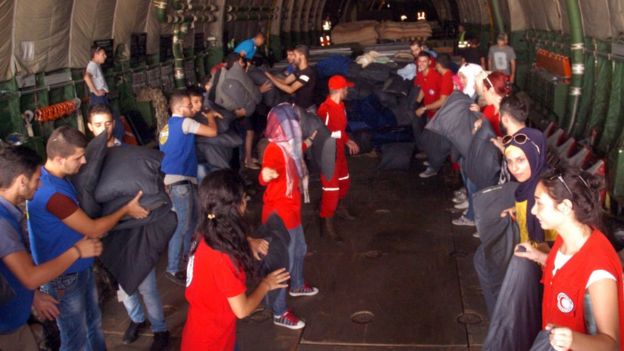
[
  {"x1": 462, "y1": 47, "x2": 485, "y2": 66},
  {"x1": 294, "y1": 66, "x2": 316, "y2": 109}
]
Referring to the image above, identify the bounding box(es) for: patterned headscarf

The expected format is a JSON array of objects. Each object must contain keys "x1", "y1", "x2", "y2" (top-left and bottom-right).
[{"x1": 265, "y1": 103, "x2": 310, "y2": 202}]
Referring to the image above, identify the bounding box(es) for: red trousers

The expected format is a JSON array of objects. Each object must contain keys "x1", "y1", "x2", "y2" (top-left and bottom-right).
[{"x1": 320, "y1": 153, "x2": 350, "y2": 218}]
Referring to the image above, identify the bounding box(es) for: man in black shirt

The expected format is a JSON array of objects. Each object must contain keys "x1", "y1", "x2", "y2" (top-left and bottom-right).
[
  {"x1": 461, "y1": 38, "x2": 486, "y2": 68},
  {"x1": 265, "y1": 45, "x2": 317, "y2": 109}
]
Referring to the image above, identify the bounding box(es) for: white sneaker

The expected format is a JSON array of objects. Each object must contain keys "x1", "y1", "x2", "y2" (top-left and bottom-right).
[
  {"x1": 419, "y1": 167, "x2": 437, "y2": 178},
  {"x1": 453, "y1": 188, "x2": 466, "y2": 197},
  {"x1": 454, "y1": 200, "x2": 469, "y2": 210},
  {"x1": 472, "y1": 232, "x2": 480, "y2": 238},
  {"x1": 452, "y1": 193, "x2": 467, "y2": 203},
  {"x1": 423, "y1": 160, "x2": 430, "y2": 167},
  {"x1": 452, "y1": 215, "x2": 475, "y2": 226}
]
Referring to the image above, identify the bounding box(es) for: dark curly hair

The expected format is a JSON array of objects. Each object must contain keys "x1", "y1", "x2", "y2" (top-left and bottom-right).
[
  {"x1": 540, "y1": 166, "x2": 604, "y2": 230},
  {"x1": 194, "y1": 170, "x2": 254, "y2": 275}
]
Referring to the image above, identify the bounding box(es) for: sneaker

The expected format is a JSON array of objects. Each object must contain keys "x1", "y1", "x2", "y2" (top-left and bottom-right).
[
  {"x1": 472, "y1": 232, "x2": 480, "y2": 238},
  {"x1": 454, "y1": 200, "x2": 469, "y2": 210},
  {"x1": 244, "y1": 161, "x2": 260, "y2": 170},
  {"x1": 414, "y1": 152, "x2": 428, "y2": 160},
  {"x1": 289, "y1": 284, "x2": 319, "y2": 297},
  {"x1": 122, "y1": 321, "x2": 148, "y2": 345},
  {"x1": 423, "y1": 160, "x2": 430, "y2": 167},
  {"x1": 150, "y1": 331, "x2": 170, "y2": 351},
  {"x1": 164, "y1": 271, "x2": 186, "y2": 287},
  {"x1": 419, "y1": 167, "x2": 437, "y2": 178},
  {"x1": 452, "y1": 215, "x2": 476, "y2": 227},
  {"x1": 273, "y1": 310, "x2": 306, "y2": 330},
  {"x1": 452, "y1": 193, "x2": 467, "y2": 203}
]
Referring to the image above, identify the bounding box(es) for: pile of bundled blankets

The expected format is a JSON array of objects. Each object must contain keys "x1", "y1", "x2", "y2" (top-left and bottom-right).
[
  {"x1": 332, "y1": 20, "x2": 432, "y2": 45},
  {"x1": 315, "y1": 53, "x2": 420, "y2": 169}
]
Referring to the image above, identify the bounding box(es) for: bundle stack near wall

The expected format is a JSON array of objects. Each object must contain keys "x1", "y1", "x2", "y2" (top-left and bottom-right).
[
  {"x1": 331, "y1": 21, "x2": 379, "y2": 45},
  {"x1": 377, "y1": 21, "x2": 432, "y2": 41}
]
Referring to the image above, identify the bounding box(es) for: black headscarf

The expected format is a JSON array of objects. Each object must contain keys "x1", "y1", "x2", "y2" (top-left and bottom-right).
[{"x1": 505, "y1": 127, "x2": 547, "y2": 242}]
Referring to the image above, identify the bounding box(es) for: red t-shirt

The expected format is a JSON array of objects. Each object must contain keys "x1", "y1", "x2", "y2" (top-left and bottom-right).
[
  {"x1": 181, "y1": 239, "x2": 247, "y2": 351},
  {"x1": 415, "y1": 69, "x2": 453, "y2": 118},
  {"x1": 542, "y1": 229, "x2": 624, "y2": 346},
  {"x1": 482, "y1": 104, "x2": 502, "y2": 137},
  {"x1": 259, "y1": 143, "x2": 302, "y2": 229}
]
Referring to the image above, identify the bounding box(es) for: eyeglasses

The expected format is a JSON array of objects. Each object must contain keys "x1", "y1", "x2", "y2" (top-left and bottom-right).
[{"x1": 503, "y1": 133, "x2": 541, "y2": 155}]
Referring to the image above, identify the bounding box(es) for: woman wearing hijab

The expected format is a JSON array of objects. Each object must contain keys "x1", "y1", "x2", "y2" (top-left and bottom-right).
[
  {"x1": 452, "y1": 63, "x2": 485, "y2": 228},
  {"x1": 259, "y1": 103, "x2": 319, "y2": 330},
  {"x1": 502, "y1": 129, "x2": 556, "y2": 243}
]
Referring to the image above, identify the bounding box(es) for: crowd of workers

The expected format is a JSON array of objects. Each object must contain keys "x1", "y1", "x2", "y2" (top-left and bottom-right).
[{"x1": 0, "y1": 28, "x2": 623, "y2": 351}]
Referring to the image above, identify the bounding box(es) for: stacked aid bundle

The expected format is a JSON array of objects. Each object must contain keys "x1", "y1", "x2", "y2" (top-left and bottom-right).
[
  {"x1": 331, "y1": 21, "x2": 379, "y2": 45},
  {"x1": 377, "y1": 21, "x2": 432, "y2": 41}
]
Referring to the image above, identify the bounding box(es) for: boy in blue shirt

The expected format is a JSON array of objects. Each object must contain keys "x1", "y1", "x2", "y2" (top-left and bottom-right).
[
  {"x1": 0, "y1": 145, "x2": 102, "y2": 351},
  {"x1": 27, "y1": 126, "x2": 149, "y2": 351},
  {"x1": 159, "y1": 91, "x2": 220, "y2": 286},
  {"x1": 234, "y1": 32, "x2": 265, "y2": 60}
]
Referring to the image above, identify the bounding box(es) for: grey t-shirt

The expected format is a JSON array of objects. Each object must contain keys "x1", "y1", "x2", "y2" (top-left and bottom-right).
[
  {"x1": 0, "y1": 199, "x2": 25, "y2": 260},
  {"x1": 86, "y1": 61, "x2": 109, "y2": 93},
  {"x1": 488, "y1": 45, "x2": 516, "y2": 75}
]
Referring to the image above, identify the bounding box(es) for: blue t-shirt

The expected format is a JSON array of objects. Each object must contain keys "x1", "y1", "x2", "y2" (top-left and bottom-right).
[
  {"x1": 28, "y1": 167, "x2": 93, "y2": 274},
  {"x1": 234, "y1": 38, "x2": 257, "y2": 59},
  {"x1": 0, "y1": 196, "x2": 34, "y2": 333}
]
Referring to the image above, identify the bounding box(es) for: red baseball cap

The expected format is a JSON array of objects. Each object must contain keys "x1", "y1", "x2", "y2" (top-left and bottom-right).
[{"x1": 328, "y1": 75, "x2": 354, "y2": 90}]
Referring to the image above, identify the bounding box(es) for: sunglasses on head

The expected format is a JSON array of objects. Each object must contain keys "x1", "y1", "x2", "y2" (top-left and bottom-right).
[
  {"x1": 547, "y1": 173, "x2": 590, "y2": 197},
  {"x1": 503, "y1": 133, "x2": 541, "y2": 155}
]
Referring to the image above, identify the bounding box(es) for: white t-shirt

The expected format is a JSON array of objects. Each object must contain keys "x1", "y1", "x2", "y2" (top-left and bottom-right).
[
  {"x1": 86, "y1": 61, "x2": 109, "y2": 93},
  {"x1": 552, "y1": 250, "x2": 616, "y2": 289}
]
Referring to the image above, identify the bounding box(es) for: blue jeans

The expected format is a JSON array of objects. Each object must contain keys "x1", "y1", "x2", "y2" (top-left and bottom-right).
[
  {"x1": 271, "y1": 225, "x2": 307, "y2": 315},
  {"x1": 89, "y1": 93, "x2": 124, "y2": 141},
  {"x1": 197, "y1": 163, "x2": 213, "y2": 184},
  {"x1": 460, "y1": 161, "x2": 478, "y2": 221},
  {"x1": 119, "y1": 269, "x2": 167, "y2": 332},
  {"x1": 40, "y1": 269, "x2": 105, "y2": 351},
  {"x1": 167, "y1": 183, "x2": 198, "y2": 273}
]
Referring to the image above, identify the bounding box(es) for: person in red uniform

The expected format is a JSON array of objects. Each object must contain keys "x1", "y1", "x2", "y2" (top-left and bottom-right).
[
  {"x1": 259, "y1": 103, "x2": 319, "y2": 330},
  {"x1": 182, "y1": 170, "x2": 289, "y2": 351},
  {"x1": 515, "y1": 167, "x2": 624, "y2": 351},
  {"x1": 416, "y1": 53, "x2": 455, "y2": 178},
  {"x1": 470, "y1": 71, "x2": 511, "y2": 137},
  {"x1": 316, "y1": 75, "x2": 360, "y2": 241}
]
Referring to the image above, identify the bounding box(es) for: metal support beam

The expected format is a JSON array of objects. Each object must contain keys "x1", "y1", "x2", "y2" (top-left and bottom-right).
[
  {"x1": 489, "y1": 0, "x2": 505, "y2": 34},
  {"x1": 564, "y1": 0, "x2": 584, "y2": 134}
]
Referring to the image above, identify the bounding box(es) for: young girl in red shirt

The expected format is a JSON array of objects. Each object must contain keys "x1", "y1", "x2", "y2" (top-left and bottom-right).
[
  {"x1": 516, "y1": 167, "x2": 624, "y2": 351},
  {"x1": 260, "y1": 103, "x2": 319, "y2": 330},
  {"x1": 181, "y1": 170, "x2": 290, "y2": 351}
]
